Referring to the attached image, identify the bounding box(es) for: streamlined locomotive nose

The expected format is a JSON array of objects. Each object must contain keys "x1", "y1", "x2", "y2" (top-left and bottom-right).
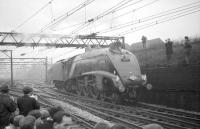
[
  {"x1": 129, "y1": 74, "x2": 146, "y2": 84},
  {"x1": 128, "y1": 74, "x2": 152, "y2": 90}
]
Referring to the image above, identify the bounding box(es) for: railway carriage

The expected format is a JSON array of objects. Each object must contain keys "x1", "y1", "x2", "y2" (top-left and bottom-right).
[{"x1": 47, "y1": 42, "x2": 152, "y2": 103}]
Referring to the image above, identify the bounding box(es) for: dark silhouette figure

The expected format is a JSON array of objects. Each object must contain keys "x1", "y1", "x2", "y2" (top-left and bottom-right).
[
  {"x1": 141, "y1": 35, "x2": 147, "y2": 48},
  {"x1": 165, "y1": 39, "x2": 173, "y2": 63},
  {"x1": 17, "y1": 86, "x2": 40, "y2": 116},
  {"x1": 19, "y1": 115, "x2": 36, "y2": 129},
  {"x1": 183, "y1": 36, "x2": 192, "y2": 64},
  {"x1": 0, "y1": 83, "x2": 16, "y2": 129}
]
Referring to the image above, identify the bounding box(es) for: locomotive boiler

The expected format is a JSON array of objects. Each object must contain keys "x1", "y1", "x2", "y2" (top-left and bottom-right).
[{"x1": 47, "y1": 42, "x2": 152, "y2": 103}]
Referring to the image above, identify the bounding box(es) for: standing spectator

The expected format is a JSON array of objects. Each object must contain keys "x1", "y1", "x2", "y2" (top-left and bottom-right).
[
  {"x1": 35, "y1": 109, "x2": 54, "y2": 129},
  {"x1": 53, "y1": 111, "x2": 79, "y2": 129},
  {"x1": 13, "y1": 115, "x2": 24, "y2": 128},
  {"x1": 19, "y1": 115, "x2": 36, "y2": 129},
  {"x1": 143, "y1": 124, "x2": 163, "y2": 129},
  {"x1": 141, "y1": 35, "x2": 147, "y2": 48},
  {"x1": 48, "y1": 106, "x2": 64, "y2": 118},
  {"x1": 5, "y1": 115, "x2": 24, "y2": 129},
  {"x1": 5, "y1": 114, "x2": 15, "y2": 129},
  {"x1": 165, "y1": 38, "x2": 173, "y2": 63},
  {"x1": 0, "y1": 83, "x2": 17, "y2": 129},
  {"x1": 94, "y1": 122, "x2": 110, "y2": 129},
  {"x1": 28, "y1": 109, "x2": 41, "y2": 119},
  {"x1": 110, "y1": 124, "x2": 127, "y2": 129},
  {"x1": 183, "y1": 36, "x2": 192, "y2": 64},
  {"x1": 17, "y1": 86, "x2": 40, "y2": 116}
]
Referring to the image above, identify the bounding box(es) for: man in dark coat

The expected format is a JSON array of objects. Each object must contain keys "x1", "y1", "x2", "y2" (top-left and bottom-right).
[
  {"x1": 0, "y1": 83, "x2": 17, "y2": 129},
  {"x1": 184, "y1": 36, "x2": 192, "y2": 64},
  {"x1": 165, "y1": 38, "x2": 173, "y2": 62},
  {"x1": 141, "y1": 35, "x2": 147, "y2": 48},
  {"x1": 17, "y1": 86, "x2": 40, "y2": 116}
]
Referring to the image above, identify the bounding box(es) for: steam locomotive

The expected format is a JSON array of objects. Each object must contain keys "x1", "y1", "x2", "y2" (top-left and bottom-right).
[{"x1": 47, "y1": 42, "x2": 152, "y2": 103}]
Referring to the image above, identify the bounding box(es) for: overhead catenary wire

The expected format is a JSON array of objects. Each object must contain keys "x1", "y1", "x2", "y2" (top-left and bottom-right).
[
  {"x1": 114, "y1": 0, "x2": 144, "y2": 12},
  {"x1": 112, "y1": 0, "x2": 159, "y2": 21},
  {"x1": 53, "y1": 0, "x2": 146, "y2": 33},
  {"x1": 50, "y1": 0, "x2": 55, "y2": 21},
  {"x1": 96, "y1": 1, "x2": 200, "y2": 34},
  {"x1": 51, "y1": 22, "x2": 85, "y2": 31},
  {"x1": 69, "y1": 0, "x2": 136, "y2": 34},
  {"x1": 40, "y1": 0, "x2": 96, "y2": 32},
  {"x1": 13, "y1": 0, "x2": 54, "y2": 31},
  {"x1": 98, "y1": 2, "x2": 200, "y2": 34},
  {"x1": 69, "y1": 0, "x2": 143, "y2": 35},
  {"x1": 117, "y1": 7, "x2": 200, "y2": 35},
  {"x1": 54, "y1": 0, "x2": 131, "y2": 33},
  {"x1": 93, "y1": 0, "x2": 158, "y2": 31}
]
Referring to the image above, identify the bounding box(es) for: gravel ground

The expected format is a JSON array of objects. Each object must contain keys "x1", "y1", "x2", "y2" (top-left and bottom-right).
[{"x1": 49, "y1": 98, "x2": 115, "y2": 127}]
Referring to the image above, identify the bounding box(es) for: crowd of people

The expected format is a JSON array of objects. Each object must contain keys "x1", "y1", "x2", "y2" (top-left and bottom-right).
[
  {"x1": 164, "y1": 36, "x2": 192, "y2": 65},
  {"x1": 0, "y1": 83, "x2": 164, "y2": 129},
  {"x1": 0, "y1": 83, "x2": 80, "y2": 129}
]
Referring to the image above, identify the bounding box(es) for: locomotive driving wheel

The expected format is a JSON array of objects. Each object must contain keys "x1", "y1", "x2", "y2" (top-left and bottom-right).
[
  {"x1": 76, "y1": 86, "x2": 82, "y2": 96},
  {"x1": 99, "y1": 91, "x2": 106, "y2": 102},
  {"x1": 111, "y1": 92, "x2": 120, "y2": 104},
  {"x1": 82, "y1": 86, "x2": 90, "y2": 97},
  {"x1": 79, "y1": 86, "x2": 85, "y2": 96},
  {"x1": 90, "y1": 86, "x2": 99, "y2": 99}
]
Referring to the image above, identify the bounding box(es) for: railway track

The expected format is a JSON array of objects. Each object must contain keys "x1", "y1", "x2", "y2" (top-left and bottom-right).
[
  {"x1": 137, "y1": 102, "x2": 200, "y2": 121},
  {"x1": 11, "y1": 81, "x2": 147, "y2": 128},
  {"x1": 12, "y1": 81, "x2": 200, "y2": 129},
  {"x1": 27, "y1": 84, "x2": 199, "y2": 129},
  {"x1": 25, "y1": 81, "x2": 200, "y2": 118},
  {"x1": 9, "y1": 87, "x2": 95, "y2": 129},
  {"x1": 50, "y1": 88, "x2": 200, "y2": 129}
]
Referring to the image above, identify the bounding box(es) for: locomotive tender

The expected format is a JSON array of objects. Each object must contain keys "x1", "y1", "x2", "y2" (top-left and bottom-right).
[{"x1": 48, "y1": 42, "x2": 152, "y2": 103}]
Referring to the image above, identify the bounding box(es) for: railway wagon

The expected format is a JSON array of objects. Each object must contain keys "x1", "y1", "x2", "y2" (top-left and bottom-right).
[{"x1": 48, "y1": 43, "x2": 152, "y2": 103}]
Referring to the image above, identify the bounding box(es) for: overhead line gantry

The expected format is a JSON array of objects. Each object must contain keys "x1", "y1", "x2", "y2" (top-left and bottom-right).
[{"x1": 0, "y1": 32, "x2": 124, "y2": 48}]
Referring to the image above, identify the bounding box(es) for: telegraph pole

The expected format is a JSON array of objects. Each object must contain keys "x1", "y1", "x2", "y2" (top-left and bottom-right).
[
  {"x1": 10, "y1": 50, "x2": 13, "y2": 87},
  {"x1": 45, "y1": 57, "x2": 48, "y2": 82}
]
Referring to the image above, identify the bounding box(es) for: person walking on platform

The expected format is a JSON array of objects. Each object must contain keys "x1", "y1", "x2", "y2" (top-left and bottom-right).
[
  {"x1": 17, "y1": 86, "x2": 40, "y2": 116},
  {"x1": 0, "y1": 83, "x2": 17, "y2": 129}
]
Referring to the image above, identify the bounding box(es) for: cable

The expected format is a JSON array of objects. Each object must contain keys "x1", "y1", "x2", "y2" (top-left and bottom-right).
[
  {"x1": 115, "y1": 0, "x2": 144, "y2": 12},
  {"x1": 69, "y1": 0, "x2": 141, "y2": 34},
  {"x1": 96, "y1": 1, "x2": 200, "y2": 34},
  {"x1": 13, "y1": 0, "x2": 54, "y2": 31},
  {"x1": 94, "y1": 0, "x2": 158, "y2": 30},
  {"x1": 40, "y1": 0, "x2": 96, "y2": 32},
  {"x1": 52, "y1": 22, "x2": 86, "y2": 31},
  {"x1": 53, "y1": 0, "x2": 144, "y2": 33},
  {"x1": 113, "y1": 0, "x2": 159, "y2": 21},
  {"x1": 99, "y1": 2, "x2": 200, "y2": 34},
  {"x1": 70, "y1": 0, "x2": 136, "y2": 34},
  {"x1": 118, "y1": 8, "x2": 200, "y2": 35},
  {"x1": 50, "y1": 0, "x2": 54, "y2": 21}
]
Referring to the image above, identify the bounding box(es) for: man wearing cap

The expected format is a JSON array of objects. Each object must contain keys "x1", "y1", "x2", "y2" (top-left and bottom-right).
[
  {"x1": 53, "y1": 111, "x2": 79, "y2": 129},
  {"x1": 19, "y1": 115, "x2": 36, "y2": 129},
  {"x1": 17, "y1": 86, "x2": 40, "y2": 116},
  {"x1": 0, "y1": 83, "x2": 17, "y2": 129}
]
